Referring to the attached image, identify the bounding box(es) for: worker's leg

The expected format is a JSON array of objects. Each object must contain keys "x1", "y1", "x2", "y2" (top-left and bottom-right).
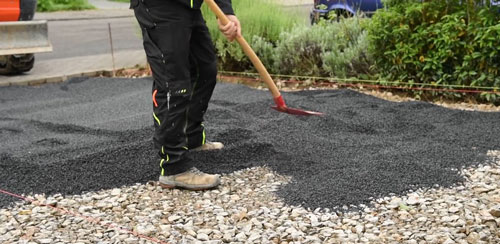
[
  {"x1": 133, "y1": 0, "x2": 193, "y2": 175},
  {"x1": 132, "y1": 0, "x2": 220, "y2": 190},
  {"x1": 185, "y1": 10, "x2": 219, "y2": 149}
]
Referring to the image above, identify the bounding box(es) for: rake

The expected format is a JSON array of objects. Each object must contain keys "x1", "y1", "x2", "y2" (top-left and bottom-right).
[{"x1": 205, "y1": 0, "x2": 324, "y2": 116}]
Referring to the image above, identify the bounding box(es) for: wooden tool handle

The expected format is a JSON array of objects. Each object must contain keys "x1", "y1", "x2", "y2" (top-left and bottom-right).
[{"x1": 204, "y1": 0, "x2": 282, "y2": 99}]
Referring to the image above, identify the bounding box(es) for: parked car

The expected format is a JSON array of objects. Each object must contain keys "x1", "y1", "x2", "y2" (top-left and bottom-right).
[
  {"x1": 310, "y1": 0, "x2": 500, "y2": 24},
  {"x1": 310, "y1": 0, "x2": 383, "y2": 23}
]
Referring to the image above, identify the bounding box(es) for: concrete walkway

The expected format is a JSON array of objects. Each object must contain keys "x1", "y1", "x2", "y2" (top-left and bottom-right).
[
  {"x1": 35, "y1": 9, "x2": 133, "y2": 21},
  {"x1": 88, "y1": 0, "x2": 130, "y2": 10}
]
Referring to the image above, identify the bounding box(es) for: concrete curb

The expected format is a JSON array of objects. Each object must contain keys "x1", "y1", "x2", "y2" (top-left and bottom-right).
[
  {"x1": 41, "y1": 15, "x2": 135, "y2": 22},
  {"x1": 0, "y1": 70, "x2": 116, "y2": 87},
  {"x1": 0, "y1": 50, "x2": 147, "y2": 87},
  {"x1": 35, "y1": 10, "x2": 134, "y2": 21}
]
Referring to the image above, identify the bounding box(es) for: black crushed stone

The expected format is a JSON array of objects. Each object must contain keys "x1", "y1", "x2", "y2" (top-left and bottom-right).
[{"x1": 1, "y1": 77, "x2": 499, "y2": 210}]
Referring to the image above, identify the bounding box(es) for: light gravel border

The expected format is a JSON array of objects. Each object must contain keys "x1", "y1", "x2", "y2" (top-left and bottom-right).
[{"x1": 1, "y1": 152, "x2": 499, "y2": 243}]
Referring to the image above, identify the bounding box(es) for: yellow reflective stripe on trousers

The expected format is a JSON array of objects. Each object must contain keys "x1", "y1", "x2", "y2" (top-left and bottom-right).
[
  {"x1": 160, "y1": 159, "x2": 165, "y2": 176},
  {"x1": 190, "y1": 0, "x2": 193, "y2": 8},
  {"x1": 202, "y1": 125, "x2": 206, "y2": 145},
  {"x1": 160, "y1": 154, "x2": 170, "y2": 176},
  {"x1": 153, "y1": 112, "x2": 161, "y2": 126},
  {"x1": 161, "y1": 146, "x2": 164, "y2": 155}
]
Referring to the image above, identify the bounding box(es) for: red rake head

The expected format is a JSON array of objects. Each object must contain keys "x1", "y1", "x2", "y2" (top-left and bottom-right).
[{"x1": 271, "y1": 96, "x2": 324, "y2": 116}]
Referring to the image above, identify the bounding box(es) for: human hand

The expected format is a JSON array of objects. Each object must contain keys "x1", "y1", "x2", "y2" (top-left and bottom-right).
[{"x1": 217, "y1": 15, "x2": 241, "y2": 42}]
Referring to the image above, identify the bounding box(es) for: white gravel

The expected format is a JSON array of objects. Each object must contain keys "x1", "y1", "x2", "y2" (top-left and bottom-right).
[{"x1": 1, "y1": 152, "x2": 499, "y2": 243}]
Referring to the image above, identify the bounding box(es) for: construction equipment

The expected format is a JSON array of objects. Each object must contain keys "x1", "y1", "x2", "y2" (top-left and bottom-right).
[
  {"x1": 205, "y1": 0, "x2": 323, "y2": 116},
  {"x1": 0, "y1": 0, "x2": 52, "y2": 75}
]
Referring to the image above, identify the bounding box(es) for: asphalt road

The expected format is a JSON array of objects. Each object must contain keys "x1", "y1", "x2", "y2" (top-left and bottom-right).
[
  {"x1": 1, "y1": 77, "x2": 499, "y2": 210},
  {"x1": 36, "y1": 16, "x2": 143, "y2": 61}
]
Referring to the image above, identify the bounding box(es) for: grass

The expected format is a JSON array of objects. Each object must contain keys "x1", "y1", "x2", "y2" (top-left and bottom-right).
[
  {"x1": 37, "y1": 0, "x2": 95, "y2": 12},
  {"x1": 201, "y1": 0, "x2": 307, "y2": 43}
]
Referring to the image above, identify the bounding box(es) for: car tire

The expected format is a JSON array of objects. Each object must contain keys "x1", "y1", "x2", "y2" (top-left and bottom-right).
[
  {"x1": 0, "y1": 54, "x2": 35, "y2": 75},
  {"x1": 310, "y1": 12, "x2": 320, "y2": 25},
  {"x1": 19, "y1": 0, "x2": 38, "y2": 20}
]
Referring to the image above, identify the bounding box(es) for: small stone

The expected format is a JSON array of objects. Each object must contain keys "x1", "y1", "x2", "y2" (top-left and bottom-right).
[
  {"x1": 110, "y1": 189, "x2": 121, "y2": 196},
  {"x1": 474, "y1": 186, "x2": 494, "y2": 194},
  {"x1": 382, "y1": 220, "x2": 395, "y2": 226},
  {"x1": 18, "y1": 210, "x2": 31, "y2": 215},
  {"x1": 417, "y1": 216, "x2": 427, "y2": 222},
  {"x1": 78, "y1": 206, "x2": 92, "y2": 212},
  {"x1": 442, "y1": 215, "x2": 460, "y2": 222},
  {"x1": 364, "y1": 233, "x2": 379, "y2": 241},
  {"x1": 320, "y1": 215, "x2": 330, "y2": 221},
  {"x1": 424, "y1": 234, "x2": 437, "y2": 242},
  {"x1": 449, "y1": 207, "x2": 460, "y2": 213},
  {"x1": 92, "y1": 194, "x2": 107, "y2": 200},
  {"x1": 320, "y1": 228, "x2": 333, "y2": 237},
  {"x1": 366, "y1": 216, "x2": 378, "y2": 223},
  {"x1": 263, "y1": 222, "x2": 274, "y2": 229},
  {"x1": 136, "y1": 225, "x2": 155, "y2": 236},
  {"x1": 242, "y1": 223, "x2": 252, "y2": 233},
  {"x1": 407, "y1": 195, "x2": 422, "y2": 205},
  {"x1": 305, "y1": 236, "x2": 321, "y2": 242},
  {"x1": 45, "y1": 199, "x2": 57, "y2": 207},
  {"x1": 38, "y1": 239, "x2": 53, "y2": 244},
  {"x1": 387, "y1": 198, "x2": 402, "y2": 209},
  {"x1": 466, "y1": 232, "x2": 480, "y2": 244},
  {"x1": 490, "y1": 206, "x2": 500, "y2": 217},
  {"x1": 355, "y1": 225, "x2": 364, "y2": 234},
  {"x1": 248, "y1": 233, "x2": 260, "y2": 242},
  {"x1": 197, "y1": 233, "x2": 209, "y2": 241},
  {"x1": 168, "y1": 215, "x2": 181, "y2": 222},
  {"x1": 198, "y1": 229, "x2": 213, "y2": 235},
  {"x1": 222, "y1": 233, "x2": 233, "y2": 242},
  {"x1": 184, "y1": 227, "x2": 196, "y2": 237},
  {"x1": 332, "y1": 229, "x2": 345, "y2": 237},
  {"x1": 10, "y1": 229, "x2": 21, "y2": 237},
  {"x1": 286, "y1": 227, "x2": 297, "y2": 234},
  {"x1": 442, "y1": 238, "x2": 455, "y2": 244},
  {"x1": 124, "y1": 237, "x2": 139, "y2": 243},
  {"x1": 235, "y1": 232, "x2": 246, "y2": 242},
  {"x1": 309, "y1": 214, "x2": 320, "y2": 227},
  {"x1": 291, "y1": 209, "x2": 301, "y2": 217}
]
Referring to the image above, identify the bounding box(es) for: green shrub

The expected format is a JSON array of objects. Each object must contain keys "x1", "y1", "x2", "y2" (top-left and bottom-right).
[
  {"x1": 368, "y1": 0, "x2": 500, "y2": 101},
  {"x1": 202, "y1": 0, "x2": 373, "y2": 78},
  {"x1": 37, "y1": 0, "x2": 94, "y2": 12},
  {"x1": 272, "y1": 17, "x2": 373, "y2": 78},
  {"x1": 202, "y1": 0, "x2": 304, "y2": 44},
  {"x1": 201, "y1": 0, "x2": 305, "y2": 71}
]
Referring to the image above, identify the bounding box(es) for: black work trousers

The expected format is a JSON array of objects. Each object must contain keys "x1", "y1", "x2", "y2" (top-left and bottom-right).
[{"x1": 132, "y1": 0, "x2": 217, "y2": 176}]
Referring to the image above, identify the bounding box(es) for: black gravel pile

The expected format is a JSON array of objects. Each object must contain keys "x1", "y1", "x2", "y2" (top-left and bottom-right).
[{"x1": 1, "y1": 77, "x2": 499, "y2": 210}]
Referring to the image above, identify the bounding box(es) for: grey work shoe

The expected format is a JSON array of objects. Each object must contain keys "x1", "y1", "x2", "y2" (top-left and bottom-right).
[
  {"x1": 159, "y1": 167, "x2": 220, "y2": 190},
  {"x1": 191, "y1": 141, "x2": 224, "y2": 151}
]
